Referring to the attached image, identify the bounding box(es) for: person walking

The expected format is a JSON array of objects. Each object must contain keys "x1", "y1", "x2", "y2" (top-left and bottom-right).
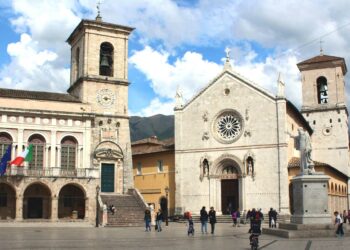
[
  {"x1": 144, "y1": 209, "x2": 151, "y2": 232},
  {"x1": 236, "y1": 209, "x2": 241, "y2": 227},
  {"x1": 208, "y1": 207, "x2": 217, "y2": 234},
  {"x1": 232, "y1": 210, "x2": 237, "y2": 227},
  {"x1": 268, "y1": 208, "x2": 274, "y2": 228},
  {"x1": 155, "y1": 209, "x2": 163, "y2": 232},
  {"x1": 200, "y1": 206, "x2": 208, "y2": 234},
  {"x1": 334, "y1": 211, "x2": 344, "y2": 237}
]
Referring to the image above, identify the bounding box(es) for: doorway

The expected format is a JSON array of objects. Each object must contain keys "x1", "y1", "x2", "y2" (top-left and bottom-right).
[
  {"x1": 27, "y1": 198, "x2": 43, "y2": 218},
  {"x1": 221, "y1": 179, "x2": 239, "y2": 214},
  {"x1": 101, "y1": 163, "x2": 115, "y2": 192}
]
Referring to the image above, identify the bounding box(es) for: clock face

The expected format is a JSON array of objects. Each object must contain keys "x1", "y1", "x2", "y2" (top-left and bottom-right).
[{"x1": 96, "y1": 89, "x2": 116, "y2": 107}]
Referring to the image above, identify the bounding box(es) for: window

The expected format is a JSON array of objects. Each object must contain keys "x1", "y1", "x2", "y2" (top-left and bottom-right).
[
  {"x1": 61, "y1": 137, "x2": 77, "y2": 170},
  {"x1": 137, "y1": 162, "x2": 142, "y2": 175},
  {"x1": 75, "y1": 47, "x2": 80, "y2": 79},
  {"x1": 157, "y1": 160, "x2": 163, "y2": 172},
  {"x1": 317, "y1": 76, "x2": 328, "y2": 104},
  {"x1": 99, "y1": 42, "x2": 113, "y2": 76},
  {"x1": 0, "y1": 133, "x2": 12, "y2": 159},
  {"x1": 28, "y1": 135, "x2": 45, "y2": 170}
]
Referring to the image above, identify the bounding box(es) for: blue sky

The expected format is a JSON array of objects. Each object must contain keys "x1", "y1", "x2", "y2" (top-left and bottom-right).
[{"x1": 1, "y1": 0, "x2": 350, "y2": 116}]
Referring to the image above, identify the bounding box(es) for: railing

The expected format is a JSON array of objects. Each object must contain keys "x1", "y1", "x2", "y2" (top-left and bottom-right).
[{"x1": 3, "y1": 167, "x2": 99, "y2": 178}]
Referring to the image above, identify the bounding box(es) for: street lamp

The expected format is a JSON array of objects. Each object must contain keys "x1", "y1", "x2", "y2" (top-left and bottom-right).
[
  {"x1": 165, "y1": 186, "x2": 169, "y2": 226},
  {"x1": 95, "y1": 185, "x2": 100, "y2": 228}
]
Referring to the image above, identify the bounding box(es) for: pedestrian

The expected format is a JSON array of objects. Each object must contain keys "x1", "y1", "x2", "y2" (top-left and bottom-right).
[
  {"x1": 272, "y1": 209, "x2": 278, "y2": 228},
  {"x1": 231, "y1": 210, "x2": 237, "y2": 227},
  {"x1": 144, "y1": 209, "x2": 151, "y2": 232},
  {"x1": 200, "y1": 206, "x2": 208, "y2": 234},
  {"x1": 155, "y1": 209, "x2": 163, "y2": 232},
  {"x1": 334, "y1": 211, "x2": 344, "y2": 237},
  {"x1": 268, "y1": 208, "x2": 273, "y2": 228},
  {"x1": 208, "y1": 206, "x2": 216, "y2": 234},
  {"x1": 343, "y1": 210, "x2": 347, "y2": 224},
  {"x1": 187, "y1": 216, "x2": 195, "y2": 236},
  {"x1": 109, "y1": 204, "x2": 116, "y2": 215},
  {"x1": 236, "y1": 209, "x2": 241, "y2": 227},
  {"x1": 246, "y1": 209, "x2": 251, "y2": 226}
]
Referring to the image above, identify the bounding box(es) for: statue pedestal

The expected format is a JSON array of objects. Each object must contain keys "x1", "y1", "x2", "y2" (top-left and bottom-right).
[{"x1": 290, "y1": 174, "x2": 331, "y2": 224}]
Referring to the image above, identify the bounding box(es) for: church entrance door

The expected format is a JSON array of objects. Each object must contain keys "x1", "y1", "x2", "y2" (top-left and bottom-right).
[
  {"x1": 101, "y1": 163, "x2": 115, "y2": 192},
  {"x1": 221, "y1": 179, "x2": 238, "y2": 215}
]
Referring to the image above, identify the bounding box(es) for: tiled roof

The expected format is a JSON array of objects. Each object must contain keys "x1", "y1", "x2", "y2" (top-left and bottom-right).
[
  {"x1": 0, "y1": 88, "x2": 81, "y2": 103},
  {"x1": 131, "y1": 137, "x2": 174, "y2": 155},
  {"x1": 288, "y1": 157, "x2": 328, "y2": 168},
  {"x1": 297, "y1": 55, "x2": 344, "y2": 65}
]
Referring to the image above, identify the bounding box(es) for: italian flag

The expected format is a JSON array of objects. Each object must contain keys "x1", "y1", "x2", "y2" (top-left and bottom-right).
[{"x1": 10, "y1": 144, "x2": 33, "y2": 167}]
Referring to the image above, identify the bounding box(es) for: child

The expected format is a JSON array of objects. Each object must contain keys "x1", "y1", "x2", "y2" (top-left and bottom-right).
[{"x1": 187, "y1": 216, "x2": 195, "y2": 236}]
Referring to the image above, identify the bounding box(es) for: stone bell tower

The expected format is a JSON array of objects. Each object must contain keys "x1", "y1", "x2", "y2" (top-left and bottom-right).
[
  {"x1": 66, "y1": 15, "x2": 135, "y2": 193},
  {"x1": 297, "y1": 53, "x2": 349, "y2": 176}
]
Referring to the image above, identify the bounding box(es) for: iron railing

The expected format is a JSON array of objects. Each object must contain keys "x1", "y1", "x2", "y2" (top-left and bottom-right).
[{"x1": 3, "y1": 167, "x2": 96, "y2": 178}]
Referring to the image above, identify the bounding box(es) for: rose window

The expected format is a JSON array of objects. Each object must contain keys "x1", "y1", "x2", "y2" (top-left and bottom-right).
[{"x1": 213, "y1": 110, "x2": 243, "y2": 143}]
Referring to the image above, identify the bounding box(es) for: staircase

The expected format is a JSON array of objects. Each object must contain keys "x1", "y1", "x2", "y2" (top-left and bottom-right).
[{"x1": 101, "y1": 189, "x2": 147, "y2": 227}]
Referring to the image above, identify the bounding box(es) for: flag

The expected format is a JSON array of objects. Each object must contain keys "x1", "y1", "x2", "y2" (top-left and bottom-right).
[
  {"x1": 10, "y1": 144, "x2": 33, "y2": 167},
  {"x1": 0, "y1": 144, "x2": 12, "y2": 176}
]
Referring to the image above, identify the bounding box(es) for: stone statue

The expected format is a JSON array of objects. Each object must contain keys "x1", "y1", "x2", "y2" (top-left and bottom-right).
[
  {"x1": 297, "y1": 128, "x2": 315, "y2": 174},
  {"x1": 200, "y1": 158, "x2": 209, "y2": 181},
  {"x1": 175, "y1": 86, "x2": 184, "y2": 109}
]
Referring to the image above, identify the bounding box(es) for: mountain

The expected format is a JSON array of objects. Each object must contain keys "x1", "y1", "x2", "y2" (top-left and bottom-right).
[{"x1": 129, "y1": 114, "x2": 174, "y2": 142}]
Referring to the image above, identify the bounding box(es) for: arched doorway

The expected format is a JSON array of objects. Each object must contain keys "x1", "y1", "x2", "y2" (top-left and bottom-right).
[
  {"x1": 23, "y1": 183, "x2": 51, "y2": 219},
  {"x1": 58, "y1": 184, "x2": 85, "y2": 219},
  {"x1": 0, "y1": 183, "x2": 16, "y2": 219},
  {"x1": 221, "y1": 165, "x2": 240, "y2": 214}
]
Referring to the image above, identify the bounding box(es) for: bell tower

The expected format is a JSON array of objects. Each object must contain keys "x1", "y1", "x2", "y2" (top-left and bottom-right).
[
  {"x1": 66, "y1": 16, "x2": 135, "y2": 193},
  {"x1": 297, "y1": 54, "x2": 349, "y2": 175}
]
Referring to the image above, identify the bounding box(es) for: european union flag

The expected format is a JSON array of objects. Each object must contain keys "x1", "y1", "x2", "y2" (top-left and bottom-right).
[{"x1": 0, "y1": 145, "x2": 12, "y2": 176}]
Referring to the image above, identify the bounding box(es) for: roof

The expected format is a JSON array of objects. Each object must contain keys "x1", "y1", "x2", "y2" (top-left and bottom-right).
[
  {"x1": 288, "y1": 157, "x2": 348, "y2": 179},
  {"x1": 176, "y1": 68, "x2": 276, "y2": 111},
  {"x1": 286, "y1": 100, "x2": 313, "y2": 135},
  {"x1": 297, "y1": 54, "x2": 347, "y2": 75},
  {"x1": 67, "y1": 19, "x2": 134, "y2": 44},
  {"x1": 0, "y1": 88, "x2": 81, "y2": 103},
  {"x1": 131, "y1": 137, "x2": 174, "y2": 155}
]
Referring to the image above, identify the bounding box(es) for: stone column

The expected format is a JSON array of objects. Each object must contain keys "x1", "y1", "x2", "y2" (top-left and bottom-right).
[
  {"x1": 51, "y1": 196, "x2": 58, "y2": 221},
  {"x1": 50, "y1": 130, "x2": 57, "y2": 168},
  {"x1": 15, "y1": 196, "x2": 23, "y2": 221}
]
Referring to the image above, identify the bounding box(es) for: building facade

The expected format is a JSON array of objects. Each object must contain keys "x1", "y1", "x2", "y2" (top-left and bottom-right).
[
  {"x1": 132, "y1": 137, "x2": 175, "y2": 216},
  {"x1": 0, "y1": 17, "x2": 134, "y2": 224},
  {"x1": 174, "y1": 54, "x2": 349, "y2": 216}
]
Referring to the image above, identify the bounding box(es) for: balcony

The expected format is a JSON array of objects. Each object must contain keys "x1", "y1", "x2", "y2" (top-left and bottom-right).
[{"x1": 4, "y1": 167, "x2": 99, "y2": 178}]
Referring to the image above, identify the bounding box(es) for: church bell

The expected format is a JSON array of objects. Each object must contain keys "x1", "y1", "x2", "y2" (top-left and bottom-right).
[{"x1": 100, "y1": 54, "x2": 110, "y2": 67}]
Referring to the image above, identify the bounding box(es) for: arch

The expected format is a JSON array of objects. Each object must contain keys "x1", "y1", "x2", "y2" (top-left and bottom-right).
[
  {"x1": 93, "y1": 140, "x2": 124, "y2": 160},
  {"x1": 23, "y1": 182, "x2": 51, "y2": 219},
  {"x1": 28, "y1": 134, "x2": 46, "y2": 170},
  {"x1": 0, "y1": 182, "x2": 16, "y2": 219},
  {"x1": 335, "y1": 184, "x2": 338, "y2": 194},
  {"x1": 317, "y1": 76, "x2": 328, "y2": 104},
  {"x1": 211, "y1": 154, "x2": 243, "y2": 177},
  {"x1": 58, "y1": 184, "x2": 86, "y2": 219},
  {"x1": 331, "y1": 183, "x2": 334, "y2": 193},
  {"x1": 61, "y1": 136, "x2": 78, "y2": 171},
  {"x1": 99, "y1": 42, "x2": 114, "y2": 76},
  {"x1": 58, "y1": 133, "x2": 82, "y2": 145}
]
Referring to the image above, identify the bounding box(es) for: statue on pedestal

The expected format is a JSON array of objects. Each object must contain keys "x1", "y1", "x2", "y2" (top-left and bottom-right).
[{"x1": 297, "y1": 128, "x2": 315, "y2": 175}]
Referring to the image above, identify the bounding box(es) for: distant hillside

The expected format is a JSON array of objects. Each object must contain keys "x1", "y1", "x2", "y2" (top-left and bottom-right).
[{"x1": 129, "y1": 114, "x2": 174, "y2": 142}]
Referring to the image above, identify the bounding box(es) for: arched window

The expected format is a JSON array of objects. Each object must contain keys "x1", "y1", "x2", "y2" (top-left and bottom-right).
[
  {"x1": 61, "y1": 136, "x2": 77, "y2": 170},
  {"x1": 28, "y1": 134, "x2": 45, "y2": 170},
  {"x1": 317, "y1": 76, "x2": 328, "y2": 104},
  {"x1": 99, "y1": 42, "x2": 113, "y2": 76},
  {"x1": 0, "y1": 133, "x2": 12, "y2": 159}
]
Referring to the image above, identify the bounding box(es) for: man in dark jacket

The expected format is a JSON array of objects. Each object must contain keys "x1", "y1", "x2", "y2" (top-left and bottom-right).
[
  {"x1": 208, "y1": 207, "x2": 217, "y2": 234},
  {"x1": 200, "y1": 206, "x2": 208, "y2": 234}
]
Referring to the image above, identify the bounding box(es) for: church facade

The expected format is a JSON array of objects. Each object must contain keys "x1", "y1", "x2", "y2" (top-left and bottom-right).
[
  {"x1": 0, "y1": 17, "x2": 134, "y2": 223},
  {"x1": 174, "y1": 54, "x2": 350, "y2": 215}
]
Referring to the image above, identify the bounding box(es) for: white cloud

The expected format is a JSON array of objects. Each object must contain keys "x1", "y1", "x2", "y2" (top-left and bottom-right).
[{"x1": 130, "y1": 98, "x2": 174, "y2": 116}]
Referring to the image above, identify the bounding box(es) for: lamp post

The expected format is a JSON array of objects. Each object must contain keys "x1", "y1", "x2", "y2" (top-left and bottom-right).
[
  {"x1": 95, "y1": 185, "x2": 100, "y2": 228},
  {"x1": 165, "y1": 186, "x2": 169, "y2": 226}
]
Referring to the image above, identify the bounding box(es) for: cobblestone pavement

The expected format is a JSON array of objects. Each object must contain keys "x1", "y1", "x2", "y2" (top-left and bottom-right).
[{"x1": 0, "y1": 223, "x2": 348, "y2": 250}]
